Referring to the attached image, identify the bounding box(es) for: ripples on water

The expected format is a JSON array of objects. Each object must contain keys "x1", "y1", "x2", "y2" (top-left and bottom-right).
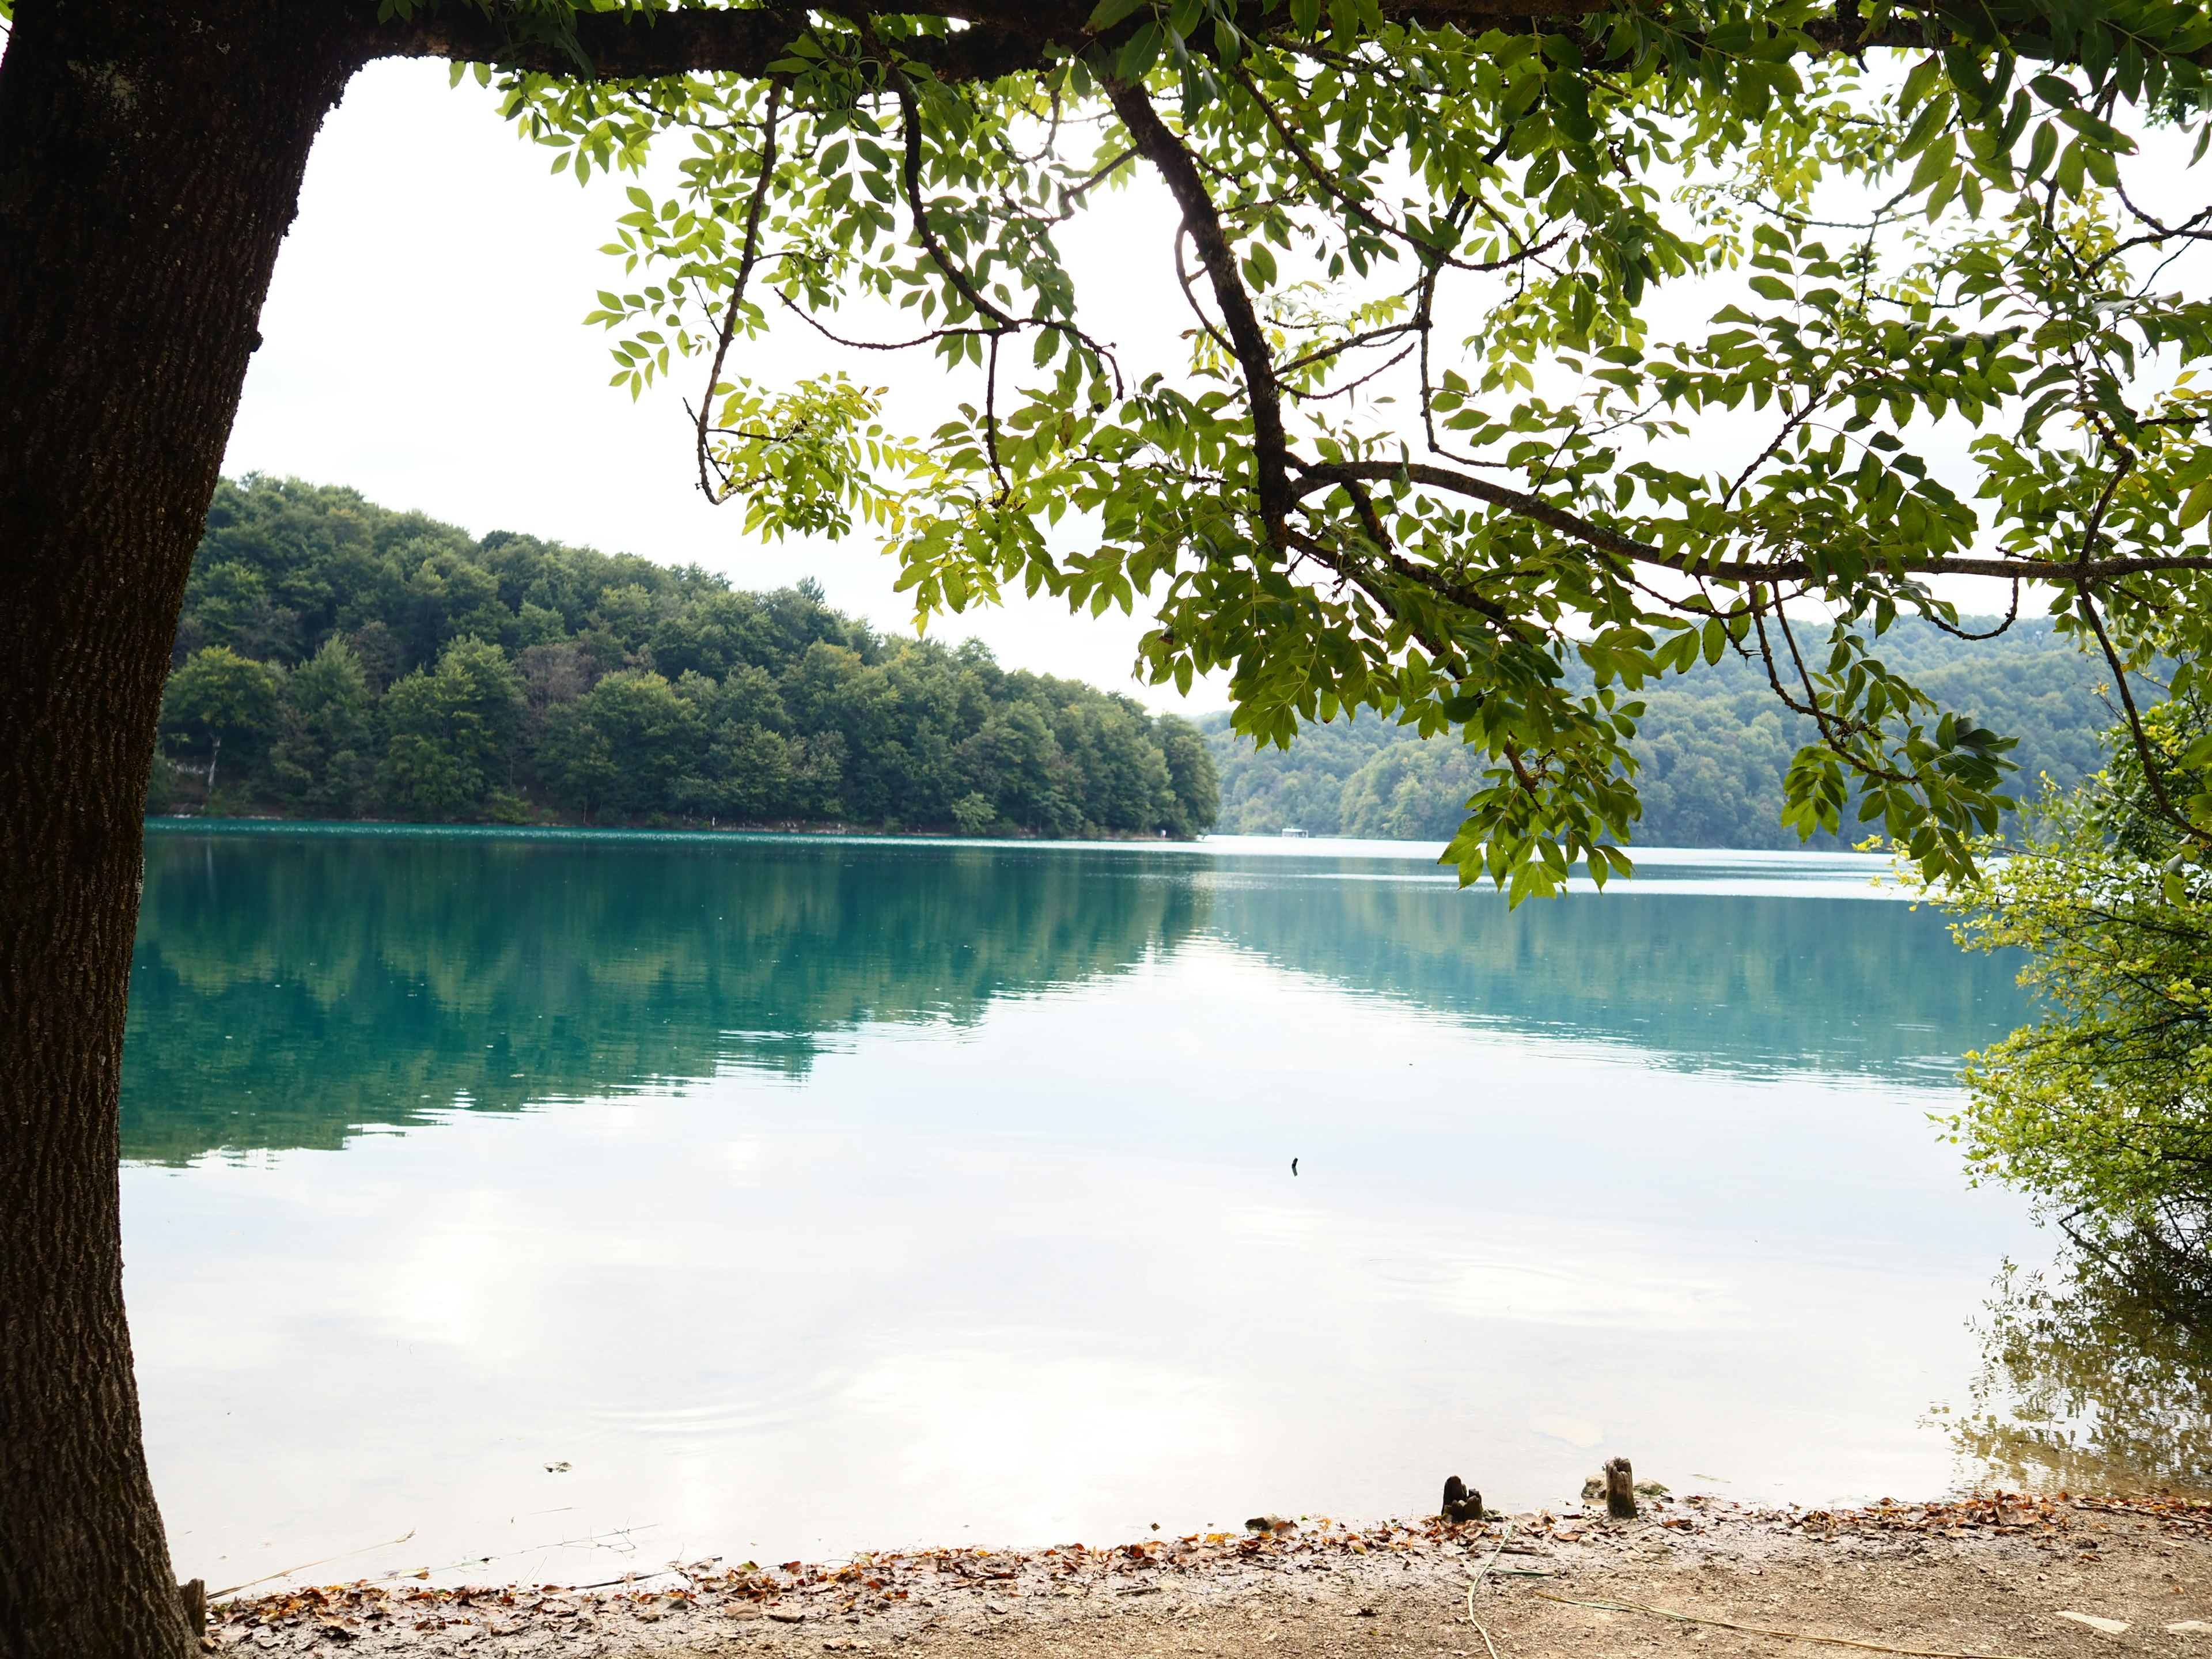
[{"x1": 117, "y1": 826, "x2": 2194, "y2": 1594}]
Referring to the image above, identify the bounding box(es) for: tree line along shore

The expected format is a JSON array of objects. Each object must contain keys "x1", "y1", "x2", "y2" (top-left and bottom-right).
[
  {"x1": 158, "y1": 475, "x2": 2120, "y2": 850},
  {"x1": 153, "y1": 476, "x2": 1218, "y2": 840}
]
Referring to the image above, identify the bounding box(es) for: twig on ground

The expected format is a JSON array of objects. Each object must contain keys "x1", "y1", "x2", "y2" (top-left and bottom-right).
[
  {"x1": 2071, "y1": 1497, "x2": 2212, "y2": 1531},
  {"x1": 1465, "y1": 1520, "x2": 1517, "y2": 1658},
  {"x1": 211, "y1": 1531, "x2": 416, "y2": 1599},
  {"x1": 1535, "y1": 1591, "x2": 2035, "y2": 1659}
]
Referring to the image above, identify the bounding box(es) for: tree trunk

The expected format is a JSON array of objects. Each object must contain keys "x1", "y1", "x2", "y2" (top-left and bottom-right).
[{"x1": 0, "y1": 5, "x2": 363, "y2": 1653}]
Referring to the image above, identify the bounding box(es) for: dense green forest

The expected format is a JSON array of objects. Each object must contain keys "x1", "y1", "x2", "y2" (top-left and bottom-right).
[
  {"x1": 154, "y1": 475, "x2": 1218, "y2": 838},
  {"x1": 1203, "y1": 618, "x2": 2123, "y2": 848}
]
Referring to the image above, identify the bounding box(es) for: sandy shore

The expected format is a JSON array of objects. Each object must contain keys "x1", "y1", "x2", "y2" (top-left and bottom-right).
[{"x1": 208, "y1": 1493, "x2": 2212, "y2": 1658}]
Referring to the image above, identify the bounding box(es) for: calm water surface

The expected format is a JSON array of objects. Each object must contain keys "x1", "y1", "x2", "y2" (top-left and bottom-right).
[{"x1": 122, "y1": 828, "x2": 2118, "y2": 1593}]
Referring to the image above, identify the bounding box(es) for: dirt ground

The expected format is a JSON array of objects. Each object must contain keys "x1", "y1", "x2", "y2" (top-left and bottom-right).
[{"x1": 209, "y1": 1493, "x2": 2212, "y2": 1659}]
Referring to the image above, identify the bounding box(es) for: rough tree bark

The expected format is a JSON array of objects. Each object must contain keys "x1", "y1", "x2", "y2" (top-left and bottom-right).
[{"x1": 0, "y1": 4, "x2": 365, "y2": 1653}]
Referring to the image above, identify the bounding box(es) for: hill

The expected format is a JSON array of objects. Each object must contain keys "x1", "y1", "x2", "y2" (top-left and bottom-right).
[
  {"x1": 151, "y1": 476, "x2": 1218, "y2": 838},
  {"x1": 1203, "y1": 617, "x2": 2122, "y2": 848}
]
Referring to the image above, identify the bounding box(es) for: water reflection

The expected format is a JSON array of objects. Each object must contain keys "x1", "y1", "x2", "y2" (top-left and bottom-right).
[
  {"x1": 126, "y1": 830, "x2": 1206, "y2": 1162},
  {"x1": 127, "y1": 828, "x2": 2025, "y2": 1166},
  {"x1": 1200, "y1": 865, "x2": 2016, "y2": 1078},
  {"x1": 1955, "y1": 1225, "x2": 2212, "y2": 1494},
  {"x1": 120, "y1": 826, "x2": 2088, "y2": 1586}
]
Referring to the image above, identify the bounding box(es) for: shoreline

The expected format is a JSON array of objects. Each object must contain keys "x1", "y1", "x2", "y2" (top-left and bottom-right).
[
  {"x1": 207, "y1": 1492, "x2": 2212, "y2": 1656},
  {"x1": 142, "y1": 815, "x2": 1202, "y2": 844}
]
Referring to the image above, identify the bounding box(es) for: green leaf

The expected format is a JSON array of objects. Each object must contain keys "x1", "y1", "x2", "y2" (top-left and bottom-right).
[
  {"x1": 1901, "y1": 55, "x2": 1943, "y2": 115},
  {"x1": 2023, "y1": 120, "x2": 2059, "y2": 184},
  {"x1": 1115, "y1": 21, "x2": 1163, "y2": 80},
  {"x1": 2055, "y1": 137, "x2": 2087, "y2": 195},
  {"x1": 1907, "y1": 132, "x2": 1959, "y2": 197},
  {"x1": 2056, "y1": 107, "x2": 2134, "y2": 152}
]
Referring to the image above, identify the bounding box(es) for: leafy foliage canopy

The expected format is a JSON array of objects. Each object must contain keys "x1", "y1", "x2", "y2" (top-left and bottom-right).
[
  {"x1": 448, "y1": 0, "x2": 2212, "y2": 899},
  {"x1": 1206, "y1": 616, "x2": 2126, "y2": 843}
]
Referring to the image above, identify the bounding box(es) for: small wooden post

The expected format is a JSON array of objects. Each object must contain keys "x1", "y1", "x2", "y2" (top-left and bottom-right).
[
  {"x1": 1603, "y1": 1457, "x2": 1637, "y2": 1521},
  {"x1": 180, "y1": 1578, "x2": 206, "y2": 1639},
  {"x1": 1441, "y1": 1476, "x2": 1484, "y2": 1524}
]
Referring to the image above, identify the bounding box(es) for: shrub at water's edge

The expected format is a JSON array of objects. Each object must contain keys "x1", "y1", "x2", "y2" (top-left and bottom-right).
[
  {"x1": 150, "y1": 475, "x2": 1217, "y2": 839},
  {"x1": 1929, "y1": 699, "x2": 2212, "y2": 1253}
]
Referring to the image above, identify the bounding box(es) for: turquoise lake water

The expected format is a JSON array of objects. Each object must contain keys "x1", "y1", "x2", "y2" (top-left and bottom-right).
[{"x1": 122, "y1": 827, "x2": 2107, "y2": 1594}]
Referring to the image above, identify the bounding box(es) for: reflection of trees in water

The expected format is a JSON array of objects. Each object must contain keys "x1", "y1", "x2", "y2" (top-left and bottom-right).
[
  {"x1": 124, "y1": 830, "x2": 1206, "y2": 1164},
  {"x1": 1954, "y1": 1219, "x2": 2212, "y2": 1495},
  {"x1": 127, "y1": 835, "x2": 2036, "y2": 1167},
  {"x1": 1200, "y1": 874, "x2": 2031, "y2": 1078}
]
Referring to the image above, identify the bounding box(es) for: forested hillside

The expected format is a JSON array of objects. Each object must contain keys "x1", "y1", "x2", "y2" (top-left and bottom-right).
[
  {"x1": 152, "y1": 476, "x2": 1218, "y2": 837},
  {"x1": 1205, "y1": 619, "x2": 2123, "y2": 849},
  {"x1": 162, "y1": 477, "x2": 2121, "y2": 853}
]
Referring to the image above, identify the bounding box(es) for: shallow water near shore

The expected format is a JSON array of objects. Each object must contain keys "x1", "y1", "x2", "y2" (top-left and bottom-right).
[{"x1": 124, "y1": 827, "x2": 2104, "y2": 1593}]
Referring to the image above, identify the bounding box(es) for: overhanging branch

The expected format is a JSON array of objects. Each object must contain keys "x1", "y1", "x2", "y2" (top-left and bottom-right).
[
  {"x1": 1299, "y1": 459, "x2": 2212, "y2": 585},
  {"x1": 366, "y1": 5, "x2": 1056, "y2": 80},
  {"x1": 358, "y1": 1, "x2": 2203, "y2": 84},
  {"x1": 1107, "y1": 77, "x2": 1297, "y2": 547}
]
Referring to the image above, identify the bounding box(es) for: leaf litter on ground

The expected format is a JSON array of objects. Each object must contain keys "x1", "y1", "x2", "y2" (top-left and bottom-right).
[{"x1": 201, "y1": 1492, "x2": 2212, "y2": 1654}]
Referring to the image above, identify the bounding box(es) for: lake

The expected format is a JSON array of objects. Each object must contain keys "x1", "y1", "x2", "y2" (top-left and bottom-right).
[{"x1": 120, "y1": 826, "x2": 2141, "y2": 1597}]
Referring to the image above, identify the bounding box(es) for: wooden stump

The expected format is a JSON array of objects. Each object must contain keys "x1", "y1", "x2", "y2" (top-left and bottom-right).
[
  {"x1": 1441, "y1": 1475, "x2": 1484, "y2": 1524},
  {"x1": 1603, "y1": 1457, "x2": 1637, "y2": 1520}
]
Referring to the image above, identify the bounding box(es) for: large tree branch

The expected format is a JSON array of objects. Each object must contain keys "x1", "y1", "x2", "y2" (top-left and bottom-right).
[
  {"x1": 1105, "y1": 78, "x2": 1296, "y2": 549},
  {"x1": 365, "y1": 0, "x2": 1618, "y2": 80},
  {"x1": 361, "y1": 2, "x2": 2212, "y2": 82},
  {"x1": 366, "y1": 4, "x2": 1057, "y2": 80},
  {"x1": 1298, "y1": 459, "x2": 2212, "y2": 585}
]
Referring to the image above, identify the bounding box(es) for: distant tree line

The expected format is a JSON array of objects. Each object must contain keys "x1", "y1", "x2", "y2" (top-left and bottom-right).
[
  {"x1": 1205, "y1": 618, "x2": 2124, "y2": 849},
  {"x1": 153, "y1": 476, "x2": 1218, "y2": 838}
]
